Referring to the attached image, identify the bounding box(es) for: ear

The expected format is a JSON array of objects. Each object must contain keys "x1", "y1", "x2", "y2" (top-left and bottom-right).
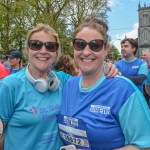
[{"x1": 132, "y1": 46, "x2": 136, "y2": 52}]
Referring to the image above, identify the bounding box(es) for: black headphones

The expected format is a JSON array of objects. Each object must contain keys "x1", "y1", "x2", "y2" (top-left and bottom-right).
[{"x1": 26, "y1": 64, "x2": 59, "y2": 93}]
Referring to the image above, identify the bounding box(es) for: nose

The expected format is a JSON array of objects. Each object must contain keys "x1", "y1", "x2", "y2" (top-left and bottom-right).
[
  {"x1": 39, "y1": 44, "x2": 47, "y2": 53},
  {"x1": 82, "y1": 44, "x2": 91, "y2": 55}
]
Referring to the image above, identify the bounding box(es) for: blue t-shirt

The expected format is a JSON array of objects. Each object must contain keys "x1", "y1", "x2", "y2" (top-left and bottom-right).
[
  {"x1": 115, "y1": 58, "x2": 147, "y2": 92},
  {"x1": 0, "y1": 68, "x2": 71, "y2": 150},
  {"x1": 144, "y1": 69, "x2": 150, "y2": 85},
  {"x1": 58, "y1": 74, "x2": 150, "y2": 150}
]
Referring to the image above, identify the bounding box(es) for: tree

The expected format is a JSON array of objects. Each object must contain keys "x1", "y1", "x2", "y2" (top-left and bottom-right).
[
  {"x1": 0, "y1": 0, "x2": 111, "y2": 58},
  {"x1": 62, "y1": 0, "x2": 110, "y2": 55},
  {"x1": 107, "y1": 44, "x2": 120, "y2": 61}
]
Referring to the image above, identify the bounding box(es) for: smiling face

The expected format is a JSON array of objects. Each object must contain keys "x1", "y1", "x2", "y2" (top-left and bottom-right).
[
  {"x1": 142, "y1": 50, "x2": 150, "y2": 62},
  {"x1": 73, "y1": 27, "x2": 108, "y2": 76},
  {"x1": 28, "y1": 30, "x2": 57, "y2": 74}
]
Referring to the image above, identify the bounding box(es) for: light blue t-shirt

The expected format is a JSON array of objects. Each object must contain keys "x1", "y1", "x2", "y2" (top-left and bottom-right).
[
  {"x1": 58, "y1": 74, "x2": 150, "y2": 150},
  {"x1": 144, "y1": 69, "x2": 150, "y2": 85},
  {"x1": 0, "y1": 68, "x2": 71, "y2": 150}
]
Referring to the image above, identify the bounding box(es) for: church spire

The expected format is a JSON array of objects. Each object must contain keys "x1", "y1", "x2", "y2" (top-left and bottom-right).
[{"x1": 138, "y1": 0, "x2": 141, "y2": 9}]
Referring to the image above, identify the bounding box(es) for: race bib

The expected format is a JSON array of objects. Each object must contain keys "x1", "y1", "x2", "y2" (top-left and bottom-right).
[{"x1": 57, "y1": 114, "x2": 91, "y2": 150}]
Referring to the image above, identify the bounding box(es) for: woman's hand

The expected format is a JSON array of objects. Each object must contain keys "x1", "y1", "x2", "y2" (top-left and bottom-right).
[{"x1": 105, "y1": 62, "x2": 122, "y2": 78}]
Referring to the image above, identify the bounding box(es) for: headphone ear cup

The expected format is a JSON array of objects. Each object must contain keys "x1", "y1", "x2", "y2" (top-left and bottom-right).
[
  {"x1": 48, "y1": 78, "x2": 60, "y2": 92},
  {"x1": 48, "y1": 70, "x2": 60, "y2": 92},
  {"x1": 34, "y1": 78, "x2": 49, "y2": 93}
]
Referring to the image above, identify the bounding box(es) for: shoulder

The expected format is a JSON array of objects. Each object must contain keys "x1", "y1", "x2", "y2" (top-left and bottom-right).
[
  {"x1": 53, "y1": 70, "x2": 72, "y2": 87},
  {"x1": 135, "y1": 58, "x2": 146, "y2": 64},
  {"x1": 54, "y1": 70, "x2": 72, "y2": 80},
  {"x1": 115, "y1": 60, "x2": 125, "y2": 67},
  {"x1": 64, "y1": 75, "x2": 80, "y2": 87},
  {"x1": 108, "y1": 75, "x2": 139, "y2": 92},
  {"x1": 1, "y1": 68, "x2": 26, "y2": 86},
  {"x1": 115, "y1": 59, "x2": 123, "y2": 64}
]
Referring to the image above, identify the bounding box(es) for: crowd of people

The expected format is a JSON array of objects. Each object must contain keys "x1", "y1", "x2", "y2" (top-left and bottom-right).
[
  {"x1": 0, "y1": 18, "x2": 150, "y2": 150},
  {"x1": 0, "y1": 50, "x2": 23, "y2": 79}
]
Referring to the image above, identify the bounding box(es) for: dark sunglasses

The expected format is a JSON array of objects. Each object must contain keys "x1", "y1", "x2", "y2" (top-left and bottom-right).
[
  {"x1": 73, "y1": 38, "x2": 104, "y2": 52},
  {"x1": 28, "y1": 40, "x2": 59, "y2": 52}
]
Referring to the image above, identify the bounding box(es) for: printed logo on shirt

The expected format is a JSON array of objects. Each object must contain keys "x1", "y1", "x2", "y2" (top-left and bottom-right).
[
  {"x1": 89, "y1": 105, "x2": 110, "y2": 115},
  {"x1": 29, "y1": 104, "x2": 61, "y2": 121},
  {"x1": 30, "y1": 106, "x2": 39, "y2": 121},
  {"x1": 64, "y1": 116, "x2": 78, "y2": 127},
  {"x1": 132, "y1": 66, "x2": 139, "y2": 69}
]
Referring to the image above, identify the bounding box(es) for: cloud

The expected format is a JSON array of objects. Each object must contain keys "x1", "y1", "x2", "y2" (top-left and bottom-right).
[
  {"x1": 112, "y1": 23, "x2": 138, "y2": 52},
  {"x1": 108, "y1": 0, "x2": 118, "y2": 7}
]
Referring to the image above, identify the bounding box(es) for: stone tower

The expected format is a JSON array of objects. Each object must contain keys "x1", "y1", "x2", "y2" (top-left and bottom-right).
[{"x1": 138, "y1": 2, "x2": 150, "y2": 57}]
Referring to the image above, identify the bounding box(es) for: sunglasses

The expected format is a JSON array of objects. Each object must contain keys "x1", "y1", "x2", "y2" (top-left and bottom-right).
[
  {"x1": 73, "y1": 38, "x2": 104, "y2": 52},
  {"x1": 28, "y1": 40, "x2": 59, "y2": 52}
]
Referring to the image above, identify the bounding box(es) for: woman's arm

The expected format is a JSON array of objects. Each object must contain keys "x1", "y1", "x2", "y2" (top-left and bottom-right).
[
  {"x1": 115, "y1": 145, "x2": 150, "y2": 150},
  {"x1": 0, "y1": 123, "x2": 6, "y2": 150},
  {"x1": 0, "y1": 136, "x2": 4, "y2": 150}
]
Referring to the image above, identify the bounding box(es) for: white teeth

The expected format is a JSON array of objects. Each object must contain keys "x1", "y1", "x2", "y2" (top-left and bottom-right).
[
  {"x1": 82, "y1": 58, "x2": 92, "y2": 62},
  {"x1": 38, "y1": 58, "x2": 47, "y2": 60}
]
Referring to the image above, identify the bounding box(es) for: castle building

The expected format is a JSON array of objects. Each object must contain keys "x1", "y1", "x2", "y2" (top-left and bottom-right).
[{"x1": 137, "y1": 2, "x2": 150, "y2": 57}]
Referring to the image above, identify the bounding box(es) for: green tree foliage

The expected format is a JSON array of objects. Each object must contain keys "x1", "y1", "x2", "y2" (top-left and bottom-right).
[
  {"x1": 107, "y1": 45, "x2": 120, "y2": 61},
  {"x1": 0, "y1": 0, "x2": 110, "y2": 57}
]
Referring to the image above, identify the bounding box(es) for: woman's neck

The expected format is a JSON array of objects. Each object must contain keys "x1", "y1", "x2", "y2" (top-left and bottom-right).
[
  {"x1": 81, "y1": 67, "x2": 104, "y2": 88},
  {"x1": 28, "y1": 65, "x2": 49, "y2": 80}
]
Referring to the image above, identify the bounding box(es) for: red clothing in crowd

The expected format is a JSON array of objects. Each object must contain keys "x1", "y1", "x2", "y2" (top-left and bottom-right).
[{"x1": 0, "y1": 63, "x2": 10, "y2": 79}]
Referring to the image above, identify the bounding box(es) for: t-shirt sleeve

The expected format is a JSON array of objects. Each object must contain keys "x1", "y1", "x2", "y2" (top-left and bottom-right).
[
  {"x1": 56, "y1": 71, "x2": 72, "y2": 88},
  {"x1": 138, "y1": 61, "x2": 148, "y2": 75},
  {"x1": 144, "y1": 69, "x2": 150, "y2": 85},
  {"x1": 0, "y1": 80, "x2": 14, "y2": 123},
  {"x1": 119, "y1": 91, "x2": 150, "y2": 148}
]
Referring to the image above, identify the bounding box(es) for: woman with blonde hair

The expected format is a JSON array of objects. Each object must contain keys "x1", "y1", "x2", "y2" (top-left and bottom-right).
[{"x1": 0, "y1": 23, "x2": 71, "y2": 150}]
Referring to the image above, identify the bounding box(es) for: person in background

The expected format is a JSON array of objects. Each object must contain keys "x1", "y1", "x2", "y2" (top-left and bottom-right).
[
  {"x1": 2, "y1": 55, "x2": 11, "y2": 70},
  {"x1": 144, "y1": 69, "x2": 150, "y2": 104},
  {"x1": 54, "y1": 54, "x2": 79, "y2": 76},
  {"x1": 0, "y1": 63, "x2": 10, "y2": 80},
  {"x1": 0, "y1": 56, "x2": 2, "y2": 63},
  {"x1": 0, "y1": 23, "x2": 120, "y2": 150},
  {"x1": 142, "y1": 49, "x2": 150, "y2": 105},
  {"x1": 115, "y1": 38, "x2": 148, "y2": 92},
  {"x1": 142, "y1": 49, "x2": 150, "y2": 68},
  {"x1": 0, "y1": 55, "x2": 7, "y2": 64},
  {"x1": 58, "y1": 18, "x2": 150, "y2": 150},
  {"x1": 8, "y1": 51, "x2": 23, "y2": 74}
]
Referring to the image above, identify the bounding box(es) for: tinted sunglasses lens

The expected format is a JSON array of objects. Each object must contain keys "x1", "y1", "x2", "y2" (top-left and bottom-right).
[
  {"x1": 28, "y1": 41, "x2": 43, "y2": 51},
  {"x1": 45, "y1": 42, "x2": 59, "y2": 52},
  {"x1": 73, "y1": 39, "x2": 86, "y2": 51},
  {"x1": 89, "y1": 40, "x2": 104, "y2": 52}
]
